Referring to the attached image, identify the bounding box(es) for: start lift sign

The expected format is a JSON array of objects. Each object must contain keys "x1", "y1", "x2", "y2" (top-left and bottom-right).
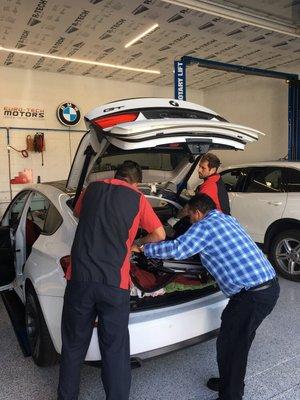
[{"x1": 174, "y1": 61, "x2": 186, "y2": 101}]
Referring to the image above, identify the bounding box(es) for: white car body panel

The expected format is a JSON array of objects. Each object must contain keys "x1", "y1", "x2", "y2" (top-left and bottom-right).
[
  {"x1": 223, "y1": 162, "x2": 300, "y2": 243},
  {"x1": 43, "y1": 290, "x2": 227, "y2": 358},
  {"x1": 229, "y1": 192, "x2": 287, "y2": 243},
  {"x1": 85, "y1": 98, "x2": 221, "y2": 121},
  {"x1": 108, "y1": 119, "x2": 261, "y2": 140},
  {"x1": 107, "y1": 134, "x2": 246, "y2": 151},
  {"x1": 284, "y1": 193, "x2": 300, "y2": 220},
  {"x1": 224, "y1": 161, "x2": 300, "y2": 169},
  {"x1": 85, "y1": 292, "x2": 227, "y2": 361}
]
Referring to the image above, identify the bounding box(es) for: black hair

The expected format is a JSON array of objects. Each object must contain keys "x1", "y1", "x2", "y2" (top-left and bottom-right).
[
  {"x1": 114, "y1": 160, "x2": 142, "y2": 183},
  {"x1": 188, "y1": 193, "x2": 216, "y2": 214},
  {"x1": 200, "y1": 153, "x2": 221, "y2": 170}
]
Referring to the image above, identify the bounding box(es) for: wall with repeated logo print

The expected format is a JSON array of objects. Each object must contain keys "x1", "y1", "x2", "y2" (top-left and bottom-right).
[
  {"x1": 203, "y1": 76, "x2": 288, "y2": 168},
  {"x1": 0, "y1": 65, "x2": 204, "y2": 215}
]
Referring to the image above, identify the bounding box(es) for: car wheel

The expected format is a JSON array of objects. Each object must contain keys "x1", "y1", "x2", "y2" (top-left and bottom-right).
[
  {"x1": 25, "y1": 286, "x2": 58, "y2": 366},
  {"x1": 270, "y1": 230, "x2": 300, "y2": 282}
]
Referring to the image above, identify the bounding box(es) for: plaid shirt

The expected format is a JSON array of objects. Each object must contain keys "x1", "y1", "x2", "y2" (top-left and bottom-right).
[{"x1": 144, "y1": 210, "x2": 276, "y2": 297}]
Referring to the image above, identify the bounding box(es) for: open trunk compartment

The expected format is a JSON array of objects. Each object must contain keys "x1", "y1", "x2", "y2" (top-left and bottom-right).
[{"x1": 129, "y1": 253, "x2": 218, "y2": 312}]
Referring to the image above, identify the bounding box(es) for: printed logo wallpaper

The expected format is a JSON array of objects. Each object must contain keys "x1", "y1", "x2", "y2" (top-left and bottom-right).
[{"x1": 1, "y1": 0, "x2": 300, "y2": 89}]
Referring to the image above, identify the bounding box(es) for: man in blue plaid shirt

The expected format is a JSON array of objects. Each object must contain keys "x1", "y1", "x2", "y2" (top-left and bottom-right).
[{"x1": 134, "y1": 193, "x2": 280, "y2": 400}]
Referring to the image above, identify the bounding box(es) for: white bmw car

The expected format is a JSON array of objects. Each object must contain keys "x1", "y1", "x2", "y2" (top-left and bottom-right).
[{"x1": 0, "y1": 98, "x2": 263, "y2": 366}]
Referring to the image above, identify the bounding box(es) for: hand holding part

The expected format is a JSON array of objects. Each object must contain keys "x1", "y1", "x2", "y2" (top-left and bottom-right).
[{"x1": 131, "y1": 244, "x2": 142, "y2": 253}]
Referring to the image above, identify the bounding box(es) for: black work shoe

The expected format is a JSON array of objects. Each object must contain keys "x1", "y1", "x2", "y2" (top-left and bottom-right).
[{"x1": 207, "y1": 377, "x2": 220, "y2": 392}]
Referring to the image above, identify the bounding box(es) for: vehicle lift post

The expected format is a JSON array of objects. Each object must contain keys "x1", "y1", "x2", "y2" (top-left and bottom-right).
[{"x1": 174, "y1": 56, "x2": 300, "y2": 161}]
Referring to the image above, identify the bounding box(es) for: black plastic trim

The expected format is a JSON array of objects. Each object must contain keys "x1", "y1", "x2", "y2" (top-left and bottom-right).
[{"x1": 1, "y1": 290, "x2": 31, "y2": 357}]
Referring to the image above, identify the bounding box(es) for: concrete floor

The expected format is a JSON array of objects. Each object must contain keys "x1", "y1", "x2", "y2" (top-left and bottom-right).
[{"x1": 0, "y1": 277, "x2": 299, "y2": 400}]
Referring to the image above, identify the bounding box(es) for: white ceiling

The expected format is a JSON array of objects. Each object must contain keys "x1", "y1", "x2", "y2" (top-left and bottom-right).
[{"x1": 1, "y1": 0, "x2": 300, "y2": 90}]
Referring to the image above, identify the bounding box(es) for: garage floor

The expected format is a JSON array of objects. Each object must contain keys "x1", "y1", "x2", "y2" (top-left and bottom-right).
[{"x1": 0, "y1": 277, "x2": 299, "y2": 400}]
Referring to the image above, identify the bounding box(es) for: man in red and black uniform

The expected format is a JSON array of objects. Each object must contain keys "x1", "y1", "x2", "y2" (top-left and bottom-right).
[
  {"x1": 57, "y1": 161, "x2": 165, "y2": 400},
  {"x1": 197, "y1": 153, "x2": 230, "y2": 215},
  {"x1": 173, "y1": 153, "x2": 230, "y2": 236}
]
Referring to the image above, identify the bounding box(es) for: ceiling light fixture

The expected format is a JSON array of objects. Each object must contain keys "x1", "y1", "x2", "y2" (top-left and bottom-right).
[
  {"x1": 162, "y1": 0, "x2": 300, "y2": 38},
  {"x1": 125, "y1": 23, "x2": 159, "y2": 48},
  {"x1": 0, "y1": 45, "x2": 161, "y2": 74}
]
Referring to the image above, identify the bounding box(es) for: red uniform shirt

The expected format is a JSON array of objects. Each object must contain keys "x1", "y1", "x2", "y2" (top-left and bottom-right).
[
  {"x1": 67, "y1": 179, "x2": 162, "y2": 289},
  {"x1": 198, "y1": 174, "x2": 230, "y2": 215}
]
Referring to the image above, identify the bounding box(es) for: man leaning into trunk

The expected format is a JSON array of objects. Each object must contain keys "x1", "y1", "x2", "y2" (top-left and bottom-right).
[{"x1": 133, "y1": 193, "x2": 279, "y2": 400}]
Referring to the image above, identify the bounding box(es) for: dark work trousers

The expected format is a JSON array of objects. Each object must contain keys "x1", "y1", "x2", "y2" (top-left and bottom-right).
[
  {"x1": 217, "y1": 279, "x2": 280, "y2": 400},
  {"x1": 57, "y1": 280, "x2": 131, "y2": 400}
]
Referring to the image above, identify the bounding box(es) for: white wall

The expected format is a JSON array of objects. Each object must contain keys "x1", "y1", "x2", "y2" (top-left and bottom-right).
[
  {"x1": 0, "y1": 66, "x2": 204, "y2": 129},
  {"x1": 202, "y1": 76, "x2": 288, "y2": 168},
  {"x1": 0, "y1": 66, "x2": 203, "y2": 215}
]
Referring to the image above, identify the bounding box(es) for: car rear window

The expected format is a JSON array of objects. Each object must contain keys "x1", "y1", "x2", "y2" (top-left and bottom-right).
[
  {"x1": 91, "y1": 144, "x2": 190, "y2": 173},
  {"x1": 140, "y1": 107, "x2": 227, "y2": 121}
]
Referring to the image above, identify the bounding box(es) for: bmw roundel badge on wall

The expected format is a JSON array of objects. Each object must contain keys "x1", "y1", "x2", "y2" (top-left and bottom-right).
[{"x1": 57, "y1": 102, "x2": 81, "y2": 126}]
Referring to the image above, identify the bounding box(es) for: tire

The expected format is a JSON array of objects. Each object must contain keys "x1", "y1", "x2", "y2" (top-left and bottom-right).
[
  {"x1": 25, "y1": 286, "x2": 59, "y2": 366},
  {"x1": 269, "y1": 229, "x2": 300, "y2": 282}
]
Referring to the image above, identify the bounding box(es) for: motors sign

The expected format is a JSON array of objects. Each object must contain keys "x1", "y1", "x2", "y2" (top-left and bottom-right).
[
  {"x1": 174, "y1": 61, "x2": 186, "y2": 101},
  {"x1": 2, "y1": 106, "x2": 45, "y2": 119}
]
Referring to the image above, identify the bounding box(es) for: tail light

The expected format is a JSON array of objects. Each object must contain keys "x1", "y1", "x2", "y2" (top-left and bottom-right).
[
  {"x1": 60, "y1": 255, "x2": 71, "y2": 278},
  {"x1": 93, "y1": 112, "x2": 139, "y2": 129}
]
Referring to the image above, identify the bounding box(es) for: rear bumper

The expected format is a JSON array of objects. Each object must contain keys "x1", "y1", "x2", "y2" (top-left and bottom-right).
[
  {"x1": 85, "y1": 291, "x2": 227, "y2": 361},
  {"x1": 133, "y1": 328, "x2": 219, "y2": 361}
]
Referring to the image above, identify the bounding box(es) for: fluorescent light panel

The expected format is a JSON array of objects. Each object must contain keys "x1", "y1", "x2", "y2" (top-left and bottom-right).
[
  {"x1": 162, "y1": 0, "x2": 300, "y2": 38},
  {"x1": 125, "y1": 23, "x2": 159, "y2": 48},
  {"x1": 0, "y1": 45, "x2": 160, "y2": 74}
]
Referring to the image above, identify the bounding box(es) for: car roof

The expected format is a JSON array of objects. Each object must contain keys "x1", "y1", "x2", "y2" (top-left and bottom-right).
[
  {"x1": 222, "y1": 161, "x2": 300, "y2": 170},
  {"x1": 43, "y1": 180, "x2": 74, "y2": 194},
  {"x1": 17, "y1": 182, "x2": 70, "y2": 202}
]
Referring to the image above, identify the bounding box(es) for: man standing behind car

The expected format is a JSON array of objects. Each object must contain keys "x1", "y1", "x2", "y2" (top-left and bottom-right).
[
  {"x1": 197, "y1": 152, "x2": 230, "y2": 215},
  {"x1": 58, "y1": 161, "x2": 165, "y2": 400},
  {"x1": 133, "y1": 193, "x2": 279, "y2": 400},
  {"x1": 173, "y1": 153, "x2": 230, "y2": 236}
]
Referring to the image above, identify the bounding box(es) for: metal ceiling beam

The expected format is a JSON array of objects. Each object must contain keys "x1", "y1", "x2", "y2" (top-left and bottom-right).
[
  {"x1": 162, "y1": 0, "x2": 300, "y2": 38},
  {"x1": 174, "y1": 56, "x2": 300, "y2": 160},
  {"x1": 182, "y1": 56, "x2": 299, "y2": 81}
]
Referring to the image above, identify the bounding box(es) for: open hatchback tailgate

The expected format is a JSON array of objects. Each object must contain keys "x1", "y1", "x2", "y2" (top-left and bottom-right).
[{"x1": 66, "y1": 98, "x2": 264, "y2": 192}]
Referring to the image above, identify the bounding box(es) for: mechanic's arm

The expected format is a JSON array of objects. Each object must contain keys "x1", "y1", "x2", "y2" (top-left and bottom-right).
[
  {"x1": 137, "y1": 196, "x2": 166, "y2": 245},
  {"x1": 143, "y1": 223, "x2": 208, "y2": 260},
  {"x1": 139, "y1": 226, "x2": 166, "y2": 245}
]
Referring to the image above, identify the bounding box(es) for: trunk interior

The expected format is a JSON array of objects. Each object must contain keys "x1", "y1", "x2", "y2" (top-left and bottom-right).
[
  {"x1": 66, "y1": 186, "x2": 219, "y2": 313},
  {"x1": 130, "y1": 189, "x2": 219, "y2": 312}
]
